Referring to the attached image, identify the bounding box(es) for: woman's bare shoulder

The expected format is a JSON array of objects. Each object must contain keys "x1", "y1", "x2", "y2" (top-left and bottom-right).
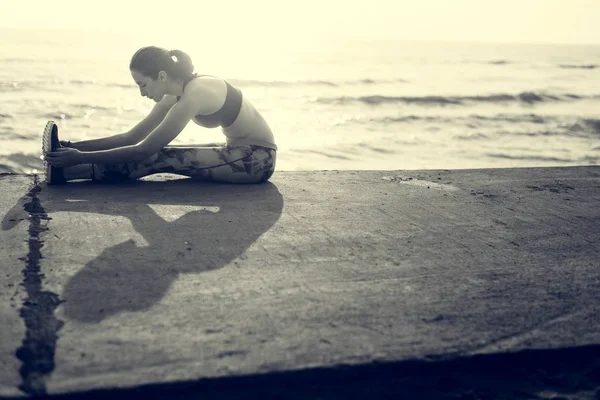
[
  {"x1": 182, "y1": 76, "x2": 227, "y2": 114},
  {"x1": 187, "y1": 76, "x2": 226, "y2": 96}
]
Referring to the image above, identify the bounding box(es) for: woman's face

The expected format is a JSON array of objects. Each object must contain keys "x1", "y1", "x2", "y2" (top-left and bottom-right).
[{"x1": 131, "y1": 69, "x2": 164, "y2": 102}]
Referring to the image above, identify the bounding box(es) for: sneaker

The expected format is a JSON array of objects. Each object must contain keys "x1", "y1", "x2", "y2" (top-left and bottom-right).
[{"x1": 42, "y1": 121, "x2": 66, "y2": 185}]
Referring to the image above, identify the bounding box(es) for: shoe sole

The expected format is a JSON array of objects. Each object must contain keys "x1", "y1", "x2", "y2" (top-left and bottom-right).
[{"x1": 42, "y1": 121, "x2": 61, "y2": 184}]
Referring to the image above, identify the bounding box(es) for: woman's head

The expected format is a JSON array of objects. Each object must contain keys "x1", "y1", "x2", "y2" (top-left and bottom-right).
[{"x1": 130, "y1": 46, "x2": 195, "y2": 101}]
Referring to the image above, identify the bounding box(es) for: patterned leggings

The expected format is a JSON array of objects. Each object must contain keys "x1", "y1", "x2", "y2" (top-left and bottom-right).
[{"x1": 91, "y1": 144, "x2": 276, "y2": 183}]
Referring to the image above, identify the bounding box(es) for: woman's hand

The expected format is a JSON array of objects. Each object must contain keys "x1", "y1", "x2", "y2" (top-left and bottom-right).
[{"x1": 45, "y1": 148, "x2": 84, "y2": 167}]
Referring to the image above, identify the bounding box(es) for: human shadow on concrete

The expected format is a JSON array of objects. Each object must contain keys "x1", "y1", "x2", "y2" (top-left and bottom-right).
[
  {"x1": 3, "y1": 177, "x2": 283, "y2": 323},
  {"x1": 27, "y1": 344, "x2": 600, "y2": 400}
]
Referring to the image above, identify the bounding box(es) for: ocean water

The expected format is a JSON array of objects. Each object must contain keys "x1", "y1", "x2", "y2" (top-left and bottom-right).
[{"x1": 1, "y1": 28, "x2": 599, "y2": 174}]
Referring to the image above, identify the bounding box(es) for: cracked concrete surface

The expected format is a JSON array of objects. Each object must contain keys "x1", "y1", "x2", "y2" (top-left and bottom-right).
[{"x1": 0, "y1": 167, "x2": 599, "y2": 398}]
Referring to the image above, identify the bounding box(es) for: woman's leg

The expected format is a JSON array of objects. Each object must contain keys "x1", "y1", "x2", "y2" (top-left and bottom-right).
[
  {"x1": 63, "y1": 164, "x2": 94, "y2": 181},
  {"x1": 65, "y1": 144, "x2": 276, "y2": 184}
]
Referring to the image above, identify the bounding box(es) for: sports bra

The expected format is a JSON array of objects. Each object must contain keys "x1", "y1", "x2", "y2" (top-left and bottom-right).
[{"x1": 177, "y1": 74, "x2": 243, "y2": 128}]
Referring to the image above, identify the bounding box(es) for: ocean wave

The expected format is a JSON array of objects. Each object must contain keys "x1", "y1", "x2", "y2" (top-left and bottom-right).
[
  {"x1": 324, "y1": 95, "x2": 463, "y2": 105},
  {"x1": 356, "y1": 142, "x2": 397, "y2": 154},
  {"x1": 0, "y1": 130, "x2": 30, "y2": 140},
  {"x1": 71, "y1": 79, "x2": 99, "y2": 85},
  {"x1": 231, "y1": 79, "x2": 338, "y2": 87},
  {"x1": 488, "y1": 60, "x2": 511, "y2": 65},
  {"x1": 495, "y1": 125, "x2": 599, "y2": 139},
  {"x1": 486, "y1": 153, "x2": 575, "y2": 162},
  {"x1": 470, "y1": 114, "x2": 547, "y2": 124},
  {"x1": 566, "y1": 118, "x2": 600, "y2": 135},
  {"x1": 330, "y1": 115, "x2": 453, "y2": 126},
  {"x1": 476, "y1": 120, "x2": 598, "y2": 140},
  {"x1": 71, "y1": 103, "x2": 113, "y2": 111},
  {"x1": 40, "y1": 112, "x2": 74, "y2": 120},
  {"x1": 339, "y1": 114, "x2": 599, "y2": 139},
  {"x1": 314, "y1": 91, "x2": 594, "y2": 106},
  {"x1": 0, "y1": 153, "x2": 43, "y2": 174},
  {"x1": 336, "y1": 113, "x2": 599, "y2": 140},
  {"x1": 454, "y1": 133, "x2": 490, "y2": 140},
  {"x1": 0, "y1": 81, "x2": 28, "y2": 91},
  {"x1": 370, "y1": 115, "x2": 453, "y2": 124},
  {"x1": 291, "y1": 149, "x2": 353, "y2": 160},
  {"x1": 105, "y1": 83, "x2": 137, "y2": 89},
  {"x1": 349, "y1": 78, "x2": 409, "y2": 85},
  {"x1": 559, "y1": 64, "x2": 598, "y2": 69},
  {"x1": 375, "y1": 114, "x2": 550, "y2": 124},
  {"x1": 0, "y1": 80, "x2": 72, "y2": 93},
  {"x1": 581, "y1": 155, "x2": 599, "y2": 163},
  {"x1": 344, "y1": 113, "x2": 550, "y2": 126},
  {"x1": 68, "y1": 80, "x2": 132, "y2": 88},
  {"x1": 229, "y1": 78, "x2": 408, "y2": 87}
]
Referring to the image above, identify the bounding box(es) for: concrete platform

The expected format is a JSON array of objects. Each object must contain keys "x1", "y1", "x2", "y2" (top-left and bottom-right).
[{"x1": 1, "y1": 167, "x2": 599, "y2": 399}]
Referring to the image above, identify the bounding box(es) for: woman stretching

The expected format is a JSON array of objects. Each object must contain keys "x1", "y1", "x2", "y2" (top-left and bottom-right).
[{"x1": 43, "y1": 46, "x2": 277, "y2": 184}]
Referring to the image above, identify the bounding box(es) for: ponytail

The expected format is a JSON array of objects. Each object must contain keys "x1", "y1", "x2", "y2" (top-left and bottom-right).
[{"x1": 168, "y1": 49, "x2": 195, "y2": 80}]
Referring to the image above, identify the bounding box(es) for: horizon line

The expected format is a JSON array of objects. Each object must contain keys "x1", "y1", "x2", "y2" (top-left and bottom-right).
[{"x1": 0, "y1": 26, "x2": 599, "y2": 48}]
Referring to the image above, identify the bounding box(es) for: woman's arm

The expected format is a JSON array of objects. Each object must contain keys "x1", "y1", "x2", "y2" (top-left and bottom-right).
[
  {"x1": 68, "y1": 132, "x2": 133, "y2": 152},
  {"x1": 69, "y1": 96, "x2": 177, "y2": 151},
  {"x1": 79, "y1": 95, "x2": 201, "y2": 165}
]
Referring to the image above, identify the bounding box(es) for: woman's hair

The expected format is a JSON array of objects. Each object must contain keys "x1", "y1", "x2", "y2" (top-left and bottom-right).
[{"x1": 130, "y1": 46, "x2": 195, "y2": 81}]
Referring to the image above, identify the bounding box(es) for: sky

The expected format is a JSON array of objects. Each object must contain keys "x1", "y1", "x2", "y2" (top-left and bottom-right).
[{"x1": 0, "y1": 0, "x2": 598, "y2": 46}]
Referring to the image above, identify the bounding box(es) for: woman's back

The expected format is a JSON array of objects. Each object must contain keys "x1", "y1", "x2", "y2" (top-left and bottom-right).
[{"x1": 184, "y1": 75, "x2": 277, "y2": 150}]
